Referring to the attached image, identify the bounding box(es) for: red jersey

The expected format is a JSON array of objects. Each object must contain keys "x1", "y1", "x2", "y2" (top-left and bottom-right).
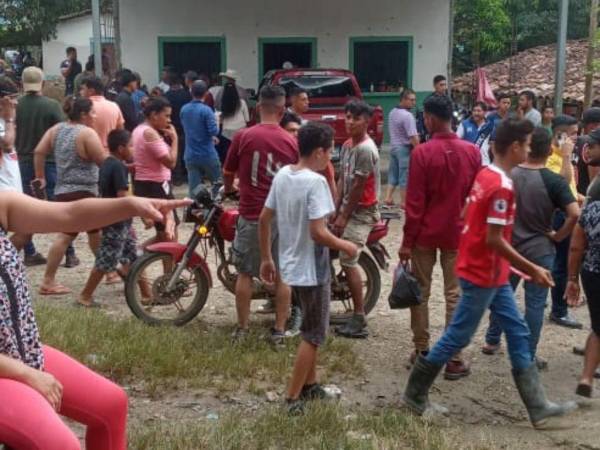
[
  {"x1": 456, "y1": 165, "x2": 516, "y2": 288},
  {"x1": 223, "y1": 124, "x2": 298, "y2": 220}
]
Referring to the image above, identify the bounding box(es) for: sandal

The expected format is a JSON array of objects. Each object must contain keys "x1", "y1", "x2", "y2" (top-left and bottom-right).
[
  {"x1": 105, "y1": 272, "x2": 123, "y2": 285},
  {"x1": 39, "y1": 284, "x2": 72, "y2": 296},
  {"x1": 576, "y1": 383, "x2": 593, "y2": 398}
]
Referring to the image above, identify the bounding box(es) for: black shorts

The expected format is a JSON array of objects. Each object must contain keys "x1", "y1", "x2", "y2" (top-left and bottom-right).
[
  {"x1": 133, "y1": 180, "x2": 180, "y2": 232},
  {"x1": 55, "y1": 190, "x2": 99, "y2": 235},
  {"x1": 582, "y1": 270, "x2": 600, "y2": 337},
  {"x1": 294, "y1": 284, "x2": 330, "y2": 347}
]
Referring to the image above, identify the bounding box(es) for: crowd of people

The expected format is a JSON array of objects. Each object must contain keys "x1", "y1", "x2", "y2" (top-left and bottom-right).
[{"x1": 0, "y1": 49, "x2": 599, "y2": 446}]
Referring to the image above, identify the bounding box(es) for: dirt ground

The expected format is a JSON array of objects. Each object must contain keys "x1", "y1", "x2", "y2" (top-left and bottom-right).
[{"x1": 24, "y1": 186, "x2": 600, "y2": 450}]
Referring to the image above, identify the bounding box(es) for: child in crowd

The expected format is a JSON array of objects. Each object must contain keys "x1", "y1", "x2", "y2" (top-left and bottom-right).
[
  {"x1": 258, "y1": 122, "x2": 357, "y2": 414},
  {"x1": 79, "y1": 129, "x2": 147, "y2": 307}
]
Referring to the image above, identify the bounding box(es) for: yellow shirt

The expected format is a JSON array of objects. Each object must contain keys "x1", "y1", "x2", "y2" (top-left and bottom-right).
[{"x1": 546, "y1": 145, "x2": 577, "y2": 197}]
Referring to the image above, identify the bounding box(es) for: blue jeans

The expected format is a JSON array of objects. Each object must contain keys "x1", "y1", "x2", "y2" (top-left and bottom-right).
[
  {"x1": 551, "y1": 211, "x2": 569, "y2": 318},
  {"x1": 186, "y1": 158, "x2": 222, "y2": 198},
  {"x1": 18, "y1": 161, "x2": 75, "y2": 257},
  {"x1": 427, "y1": 279, "x2": 533, "y2": 371},
  {"x1": 387, "y1": 145, "x2": 411, "y2": 188},
  {"x1": 484, "y1": 254, "x2": 554, "y2": 358}
]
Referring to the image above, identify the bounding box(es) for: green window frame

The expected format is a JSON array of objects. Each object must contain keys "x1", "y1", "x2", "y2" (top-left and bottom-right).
[
  {"x1": 257, "y1": 37, "x2": 318, "y2": 81},
  {"x1": 349, "y1": 36, "x2": 413, "y2": 95},
  {"x1": 157, "y1": 36, "x2": 227, "y2": 80}
]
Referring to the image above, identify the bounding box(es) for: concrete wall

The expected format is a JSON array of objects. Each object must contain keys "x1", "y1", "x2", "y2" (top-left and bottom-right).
[
  {"x1": 42, "y1": 14, "x2": 110, "y2": 78},
  {"x1": 119, "y1": 0, "x2": 450, "y2": 91}
]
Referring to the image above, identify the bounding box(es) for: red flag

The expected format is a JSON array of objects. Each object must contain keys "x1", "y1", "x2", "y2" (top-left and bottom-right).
[{"x1": 476, "y1": 68, "x2": 497, "y2": 108}]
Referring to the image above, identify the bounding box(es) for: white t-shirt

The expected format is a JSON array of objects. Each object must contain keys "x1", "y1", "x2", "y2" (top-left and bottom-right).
[
  {"x1": 265, "y1": 165, "x2": 335, "y2": 286},
  {"x1": 221, "y1": 100, "x2": 249, "y2": 140},
  {"x1": 0, "y1": 152, "x2": 23, "y2": 193},
  {"x1": 0, "y1": 118, "x2": 21, "y2": 192}
]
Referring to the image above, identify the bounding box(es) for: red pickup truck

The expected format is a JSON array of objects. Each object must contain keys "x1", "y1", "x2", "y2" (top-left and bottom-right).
[{"x1": 257, "y1": 68, "x2": 384, "y2": 149}]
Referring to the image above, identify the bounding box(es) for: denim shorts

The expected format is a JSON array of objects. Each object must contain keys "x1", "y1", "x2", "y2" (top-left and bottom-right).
[{"x1": 388, "y1": 145, "x2": 411, "y2": 188}]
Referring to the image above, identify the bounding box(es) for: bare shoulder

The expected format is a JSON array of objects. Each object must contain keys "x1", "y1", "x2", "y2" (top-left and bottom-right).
[{"x1": 143, "y1": 127, "x2": 160, "y2": 142}]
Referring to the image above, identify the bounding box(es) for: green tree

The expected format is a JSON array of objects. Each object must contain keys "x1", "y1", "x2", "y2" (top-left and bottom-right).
[{"x1": 0, "y1": 0, "x2": 110, "y2": 47}]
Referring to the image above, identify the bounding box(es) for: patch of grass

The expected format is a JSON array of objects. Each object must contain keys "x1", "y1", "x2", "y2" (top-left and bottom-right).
[
  {"x1": 130, "y1": 403, "x2": 489, "y2": 450},
  {"x1": 35, "y1": 303, "x2": 363, "y2": 395}
]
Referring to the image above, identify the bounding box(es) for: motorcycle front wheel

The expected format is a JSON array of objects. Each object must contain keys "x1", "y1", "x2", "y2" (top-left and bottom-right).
[
  {"x1": 125, "y1": 252, "x2": 210, "y2": 326},
  {"x1": 329, "y1": 252, "x2": 381, "y2": 325}
]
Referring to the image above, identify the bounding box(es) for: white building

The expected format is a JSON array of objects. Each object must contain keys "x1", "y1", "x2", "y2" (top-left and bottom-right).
[
  {"x1": 118, "y1": 0, "x2": 451, "y2": 113},
  {"x1": 42, "y1": 11, "x2": 113, "y2": 78}
]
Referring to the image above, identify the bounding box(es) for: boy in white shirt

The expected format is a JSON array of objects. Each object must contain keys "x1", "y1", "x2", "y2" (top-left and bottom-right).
[{"x1": 258, "y1": 122, "x2": 357, "y2": 415}]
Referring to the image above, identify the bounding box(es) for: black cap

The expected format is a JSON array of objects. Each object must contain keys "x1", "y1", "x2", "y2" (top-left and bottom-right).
[
  {"x1": 583, "y1": 107, "x2": 600, "y2": 125},
  {"x1": 588, "y1": 128, "x2": 600, "y2": 145}
]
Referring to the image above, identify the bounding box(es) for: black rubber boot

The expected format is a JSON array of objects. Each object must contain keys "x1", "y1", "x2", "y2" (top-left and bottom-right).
[
  {"x1": 512, "y1": 363, "x2": 577, "y2": 429},
  {"x1": 401, "y1": 355, "x2": 444, "y2": 415}
]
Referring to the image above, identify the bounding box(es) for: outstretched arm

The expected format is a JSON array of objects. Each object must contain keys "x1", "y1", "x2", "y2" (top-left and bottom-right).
[{"x1": 0, "y1": 192, "x2": 191, "y2": 234}]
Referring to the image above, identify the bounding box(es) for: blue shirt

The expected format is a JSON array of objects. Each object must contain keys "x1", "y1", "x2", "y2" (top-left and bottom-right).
[{"x1": 180, "y1": 100, "x2": 219, "y2": 163}]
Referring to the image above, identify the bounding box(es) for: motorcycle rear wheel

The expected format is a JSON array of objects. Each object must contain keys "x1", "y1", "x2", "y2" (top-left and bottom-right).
[
  {"x1": 125, "y1": 252, "x2": 210, "y2": 326},
  {"x1": 329, "y1": 252, "x2": 381, "y2": 325}
]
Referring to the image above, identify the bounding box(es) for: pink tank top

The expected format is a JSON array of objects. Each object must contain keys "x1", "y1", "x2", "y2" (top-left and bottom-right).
[{"x1": 132, "y1": 124, "x2": 171, "y2": 182}]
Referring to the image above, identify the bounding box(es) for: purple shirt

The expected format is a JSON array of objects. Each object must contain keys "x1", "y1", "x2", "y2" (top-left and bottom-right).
[{"x1": 388, "y1": 107, "x2": 418, "y2": 147}]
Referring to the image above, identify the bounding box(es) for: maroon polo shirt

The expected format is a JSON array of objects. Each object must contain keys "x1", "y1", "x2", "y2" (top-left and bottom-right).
[{"x1": 401, "y1": 132, "x2": 481, "y2": 250}]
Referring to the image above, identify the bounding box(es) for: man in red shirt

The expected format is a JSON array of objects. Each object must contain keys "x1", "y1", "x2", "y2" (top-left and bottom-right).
[
  {"x1": 223, "y1": 85, "x2": 298, "y2": 344},
  {"x1": 401, "y1": 119, "x2": 577, "y2": 429},
  {"x1": 399, "y1": 95, "x2": 481, "y2": 380}
]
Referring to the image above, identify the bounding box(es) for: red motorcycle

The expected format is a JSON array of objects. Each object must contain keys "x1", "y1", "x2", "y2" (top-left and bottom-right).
[{"x1": 125, "y1": 186, "x2": 399, "y2": 326}]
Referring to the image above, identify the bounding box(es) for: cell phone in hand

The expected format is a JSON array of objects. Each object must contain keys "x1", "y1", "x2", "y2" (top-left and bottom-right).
[
  {"x1": 30, "y1": 179, "x2": 46, "y2": 200},
  {"x1": 558, "y1": 132, "x2": 568, "y2": 147}
]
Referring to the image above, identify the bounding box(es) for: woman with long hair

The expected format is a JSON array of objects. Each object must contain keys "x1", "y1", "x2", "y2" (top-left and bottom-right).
[
  {"x1": 0, "y1": 191, "x2": 187, "y2": 450},
  {"x1": 132, "y1": 96, "x2": 179, "y2": 247},
  {"x1": 217, "y1": 81, "x2": 249, "y2": 163},
  {"x1": 33, "y1": 96, "x2": 107, "y2": 296}
]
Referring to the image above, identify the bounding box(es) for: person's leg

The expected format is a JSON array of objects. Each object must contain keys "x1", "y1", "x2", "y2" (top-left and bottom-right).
[
  {"x1": 484, "y1": 274, "x2": 520, "y2": 352},
  {"x1": 522, "y1": 254, "x2": 554, "y2": 359},
  {"x1": 235, "y1": 273, "x2": 253, "y2": 330},
  {"x1": 41, "y1": 232, "x2": 76, "y2": 293},
  {"x1": 9, "y1": 233, "x2": 32, "y2": 251},
  {"x1": 44, "y1": 345, "x2": 128, "y2": 450},
  {"x1": 397, "y1": 145, "x2": 410, "y2": 209},
  {"x1": 81, "y1": 227, "x2": 123, "y2": 305},
  {"x1": 440, "y1": 249, "x2": 470, "y2": 378},
  {"x1": 44, "y1": 162, "x2": 76, "y2": 261},
  {"x1": 274, "y1": 276, "x2": 291, "y2": 333},
  {"x1": 205, "y1": 157, "x2": 223, "y2": 197},
  {"x1": 578, "y1": 271, "x2": 600, "y2": 393},
  {"x1": 0, "y1": 377, "x2": 80, "y2": 450},
  {"x1": 232, "y1": 217, "x2": 257, "y2": 333},
  {"x1": 489, "y1": 284, "x2": 533, "y2": 371},
  {"x1": 88, "y1": 230, "x2": 101, "y2": 254},
  {"x1": 403, "y1": 279, "x2": 495, "y2": 414},
  {"x1": 426, "y1": 280, "x2": 496, "y2": 366},
  {"x1": 409, "y1": 247, "x2": 436, "y2": 356},
  {"x1": 287, "y1": 340, "x2": 318, "y2": 400},
  {"x1": 187, "y1": 161, "x2": 201, "y2": 198},
  {"x1": 384, "y1": 147, "x2": 400, "y2": 205},
  {"x1": 18, "y1": 161, "x2": 39, "y2": 258},
  {"x1": 550, "y1": 212, "x2": 580, "y2": 328}
]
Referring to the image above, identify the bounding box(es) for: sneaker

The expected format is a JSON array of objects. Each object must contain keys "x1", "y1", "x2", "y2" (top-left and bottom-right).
[
  {"x1": 335, "y1": 314, "x2": 368, "y2": 339},
  {"x1": 549, "y1": 313, "x2": 583, "y2": 329},
  {"x1": 286, "y1": 398, "x2": 305, "y2": 416},
  {"x1": 268, "y1": 328, "x2": 285, "y2": 347},
  {"x1": 64, "y1": 253, "x2": 80, "y2": 268},
  {"x1": 285, "y1": 306, "x2": 302, "y2": 337},
  {"x1": 300, "y1": 383, "x2": 327, "y2": 401},
  {"x1": 257, "y1": 299, "x2": 276, "y2": 314},
  {"x1": 231, "y1": 327, "x2": 249, "y2": 343},
  {"x1": 481, "y1": 342, "x2": 501, "y2": 355},
  {"x1": 24, "y1": 252, "x2": 47, "y2": 267},
  {"x1": 444, "y1": 359, "x2": 471, "y2": 380}
]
